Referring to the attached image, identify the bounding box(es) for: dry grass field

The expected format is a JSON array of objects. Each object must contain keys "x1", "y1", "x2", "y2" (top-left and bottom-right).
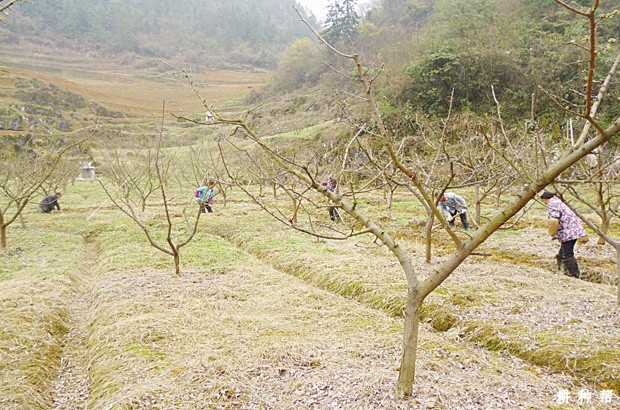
[
  {"x1": 1, "y1": 183, "x2": 618, "y2": 409},
  {"x1": 0, "y1": 46, "x2": 269, "y2": 119},
  {"x1": 1, "y1": 56, "x2": 619, "y2": 409}
]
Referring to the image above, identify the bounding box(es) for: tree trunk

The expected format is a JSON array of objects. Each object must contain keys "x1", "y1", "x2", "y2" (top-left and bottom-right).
[
  {"x1": 173, "y1": 251, "x2": 181, "y2": 276},
  {"x1": 220, "y1": 188, "x2": 228, "y2": 206},
  {"x1": 616, "y1": 245, "x2": 620, "y2": 305},
  {"x1": 425, "y1": 213, "x2": 433, "y2": 263},
  {"x1": 290, "y1": 197, "x2": 298, "y2": 224},
  {"x1": 396, "y1": 287, "x2": 423, "y2": 399},
  {"x1": 598, "y1": 217, "x2": 609, "y2": 245},
  {"x1": 1, "y1": 225, "x2": 6, "y2": 252},
  {"x1": 474, "y1": 184, "x2": 481, "y2": 225}
]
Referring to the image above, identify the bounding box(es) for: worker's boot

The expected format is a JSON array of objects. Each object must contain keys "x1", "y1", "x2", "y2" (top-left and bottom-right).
[
  {"x1": 563, "y1": 257, "x2": 581, "y2": 279},
  {"x1": 555, "y1": 254, "x2": 563, "y2": 274}
]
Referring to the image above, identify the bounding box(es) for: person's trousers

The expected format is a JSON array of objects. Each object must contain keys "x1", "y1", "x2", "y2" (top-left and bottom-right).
[
  {"x1": 557, "y1": 239, "x2": 580, "y2": 278},
  {"x1": 449, "y1": 210, "x2": 470, "y2": 229},
  {"x1": 558, "y1": 239, "x2": 576, "y2": 259},
  {"x1": 329, "y1": 207, "x2": 340, "y2": 221}
]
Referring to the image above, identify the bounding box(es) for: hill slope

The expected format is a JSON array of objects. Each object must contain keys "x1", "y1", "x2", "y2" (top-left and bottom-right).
[{"x1": 1, "y1": 0, "x2": 317, "y2": 69}]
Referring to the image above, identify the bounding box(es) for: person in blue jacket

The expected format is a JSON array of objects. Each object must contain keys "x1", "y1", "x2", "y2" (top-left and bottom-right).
[{"x1": 195, "y1": 181, "x2": 216, "y2": 213}]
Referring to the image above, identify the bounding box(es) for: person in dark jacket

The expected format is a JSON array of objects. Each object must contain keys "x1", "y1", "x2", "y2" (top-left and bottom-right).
[{"x1": 37, "y1": 192, "x2": 63, "y2": 213}]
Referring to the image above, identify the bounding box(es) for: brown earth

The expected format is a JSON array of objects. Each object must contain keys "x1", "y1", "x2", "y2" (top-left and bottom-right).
[{"x1": 0, "y1": 45, "x2": 269, "y2": 119}]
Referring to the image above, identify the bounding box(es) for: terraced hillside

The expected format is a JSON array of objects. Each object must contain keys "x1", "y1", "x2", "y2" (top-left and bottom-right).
[{"x1": 0, "y1": 48, "x2": 269, "y2": 122}]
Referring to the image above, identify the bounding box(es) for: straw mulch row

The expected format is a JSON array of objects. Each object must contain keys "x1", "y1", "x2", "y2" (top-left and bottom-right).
[
  {"x1": 70, "y1": 235, "x2": 583, "y2": 409},
  {"x1": 0, "y1": 224, "x2": 84, "y2": 409},
  {"x1": 1, "y1": 192, "x2": 617, "y2": 409},
  {"x1": 206, "y1": 200, "x2": 620, "y2": 396}
]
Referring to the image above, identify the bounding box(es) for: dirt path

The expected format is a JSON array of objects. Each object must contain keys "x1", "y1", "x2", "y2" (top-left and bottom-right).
[{"x1": 49, "y1": 237, "x2": 97, "y2": 410}]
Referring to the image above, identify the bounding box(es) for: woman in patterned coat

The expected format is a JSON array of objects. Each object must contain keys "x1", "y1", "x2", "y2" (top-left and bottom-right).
[{"x1": 540, "y1": 191, "x2": 586, "y2": 278}]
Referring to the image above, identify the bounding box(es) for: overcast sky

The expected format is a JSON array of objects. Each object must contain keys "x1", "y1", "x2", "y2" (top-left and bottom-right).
[
  {"x1": 296, "y1": 0, "x2": 372, "y2": 22},
  {"x1": 297, "y1": 0, "x2": 331, "y2": 21}
]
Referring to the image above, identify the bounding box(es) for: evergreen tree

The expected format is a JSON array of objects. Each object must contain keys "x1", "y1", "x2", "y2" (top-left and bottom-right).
[{"x1": 322, "y1": 0, "x2": 360, "y2": 44}]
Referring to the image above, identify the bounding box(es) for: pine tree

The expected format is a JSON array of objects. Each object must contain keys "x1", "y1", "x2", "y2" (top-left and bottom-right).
[{"x1": 322, "y1": 0, "x2": 360, "y2": 45}]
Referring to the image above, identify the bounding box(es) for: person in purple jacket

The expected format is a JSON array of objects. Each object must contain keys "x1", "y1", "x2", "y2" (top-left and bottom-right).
[
  {"x1": 541, "y1": 191, "x2": 586, "y2": 278},
  {"x1": 37, "y1": 192, "x2": 63, "y2": 214},
  {"x1": 321, "y1": 177, "x2": 341, "y2": 222}
]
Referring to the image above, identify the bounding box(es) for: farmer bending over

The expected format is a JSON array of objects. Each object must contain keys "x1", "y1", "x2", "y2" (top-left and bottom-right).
[
  {"x1": 321, "y1": 177, "x2": 341, "y2": 222},
  {"x1": 196, "y1": 180, "x2": 216, "y2": 213},
  {"x1": 37, "y1": 192, "x2": 63, "y2": 213},
  {"x1": 436, "y1": 191, "x2": 470, "y2": 230}
]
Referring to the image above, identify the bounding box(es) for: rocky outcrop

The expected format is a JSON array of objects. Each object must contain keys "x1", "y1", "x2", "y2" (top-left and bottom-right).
[
  {"x1": 3, "y1": 77, "x2": 82, "y2": 134},
  {"x1": 56, "y1": 119, "x2": 72, "y2": 132},
  {"x1": 16, "y1": 83, "x2": 86, "y2": 111},
  {"x1": 4, "y1": 75, "x2": 126, "y2": 135},
  {"x1": 0, "y1": 111, "x2": 25, "y2": 131},
  {"x1": 90, "y1": 103, "x2": 124, "y2": 118}
]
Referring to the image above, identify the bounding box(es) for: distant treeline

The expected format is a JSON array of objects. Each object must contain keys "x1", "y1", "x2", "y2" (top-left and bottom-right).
[
  {"x1": 268, "y1": 0, "x2": 620, "y2": 123},
  {"x1": 3, "y1": 0, "x2": 619, "y2": 123},
  {"x1": 4, "y1": 0, "x2": 317, "y2": 68}
]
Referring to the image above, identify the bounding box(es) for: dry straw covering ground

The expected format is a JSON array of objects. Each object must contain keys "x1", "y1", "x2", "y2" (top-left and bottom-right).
[{"x1": 1, "y1": 186, "x2": 618, "y2": 409}]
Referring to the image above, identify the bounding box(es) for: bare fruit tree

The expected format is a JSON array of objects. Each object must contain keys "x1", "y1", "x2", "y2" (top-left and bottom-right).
[
  {"x1": 556, "y1": 51, "x2": 620, "y2": 302},
  {"x1": 186, "y1": 2, "x2": 620, "y2": 399},
  {"x1": 98, "y1": 103, "x2": 202, "y2": 276},
  {"x1": 185, "y1": 143, "x2": 227, "y2": 205},
  {"x1": 0, "y1": 137, "x2": 86, "y2": 252},
  {"x1": 0, "y1": 0, "x2": 22, "y2": 15},
  {"x1": 560, "y1": 51, "x2": 620, "y2": 242},
  {"x1": 306, "y1": 1, "x2": 620, "y2": 397},
  {"x1": 101, "y1": 148, "x2": 162, "y2": 213}
]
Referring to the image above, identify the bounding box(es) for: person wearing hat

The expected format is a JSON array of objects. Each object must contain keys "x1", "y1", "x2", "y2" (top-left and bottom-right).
[
  {"x1": 540, "y1": 190, "x2": 586, "y2": 278},
  {"x1": 436, "y1": 191, "x2": 470, "y2": 230}
]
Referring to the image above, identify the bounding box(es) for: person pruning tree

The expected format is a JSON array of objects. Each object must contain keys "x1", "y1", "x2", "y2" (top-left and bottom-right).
[
  {"x1": 540, "y1": 191, "x2": 587, "y2": 278},
  {"x1": 195, "y1": 180, "x2": 216, "y2": 213},
  {"x1": 436, "y1": 191, "x2": 470, "y2": 230}
]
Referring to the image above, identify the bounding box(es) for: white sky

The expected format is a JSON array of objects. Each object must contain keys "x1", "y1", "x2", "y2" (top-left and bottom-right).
[
  {"x1": 296, "y1": 0, "x2": 372, "y2": 22},
  {"x1": 296, "y1": 0, "x2": 331, "y2": 21}
]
